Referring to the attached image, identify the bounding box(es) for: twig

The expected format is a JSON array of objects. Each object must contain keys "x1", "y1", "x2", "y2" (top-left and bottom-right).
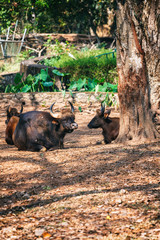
[{"x1": 23, "y1": 45, "x2": 46, "y2": 57}]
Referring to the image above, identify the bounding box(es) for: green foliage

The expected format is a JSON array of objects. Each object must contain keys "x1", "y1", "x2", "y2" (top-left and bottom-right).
[
  {"x1": 5, "y1": 69, "x2": 57, "y2": 93},
  {"x1": 103, "y1": 93, "x2": 117, "y2": 107},
  {"x1": 4, "y1": 45, "x2": 118, "y2": 94},
  {"x1": 69, "y1": 78, "x2": 117, "y2": 93},
  {"x1": 42, "y1": 46, "x2": 117, "y2": 83},
  {"x1": 95, "y1": 92, "x2": 118, "y2": 108},
  {"x1": 0, "y1": 1, "x2": 116, "y2": 35}
]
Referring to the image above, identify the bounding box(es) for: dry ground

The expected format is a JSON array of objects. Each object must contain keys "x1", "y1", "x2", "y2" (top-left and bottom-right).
[{"x1": 0, "y1": 104, "x2": 160, "y2": 240}]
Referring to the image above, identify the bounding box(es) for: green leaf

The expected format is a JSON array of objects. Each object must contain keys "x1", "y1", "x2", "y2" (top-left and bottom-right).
[
  {"x1": 33, "y1": 74, "x2": 40, "y2": 85},
  {"x1": 42, "y1": 82, "x2": 53, "y2": 87},
  {"x1": 78, "y1": 106, "x2": 82, "y2": 112},
  {"x1": 95, "y1": 84, "x2": 100, "y2": 93},
  {"x1": 95, "y1": 82, "x2": 108, "y2": 92},
  {"x1": 87, "y1": 79, "x2": 96, "y2": 91},
  {"x1": 40, "y1": 69, "x2": 48, "y2": 81},
  {"x1": 5, "y1": 85, "x2": 10, "y2": 93},
  {"x1": 77, "y1": 78, "x2": 86, "y2": 91},
  {"x1": 26, "y1": 74, "x2": 35, "y2": 84},
  {"x1": 62, "y1": 90, "x2": 66, "y2": 98},
  {"x1": 69, "y1": 90, "x2": 73, "y2": 97},
  {"x1": 106, "y1": 83, "x2": 118, "y2": 92},
  {"x1": 21, "y1": 85, "x2": 31, "y2": 92},
  {"x1": 68, "y1": 81, "x2": 78, "y2": 90},
  {"x1": 52, "y1": 69, "x2": 64, "y2": 76},
  {"x1": 14, "y1": 73, "x2": 23, "y2": 84}
]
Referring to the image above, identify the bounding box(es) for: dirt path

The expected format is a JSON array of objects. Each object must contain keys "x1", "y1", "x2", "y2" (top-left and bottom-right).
[{"x1": 0, "y1": 105, "x2": 160, "y2": 239}]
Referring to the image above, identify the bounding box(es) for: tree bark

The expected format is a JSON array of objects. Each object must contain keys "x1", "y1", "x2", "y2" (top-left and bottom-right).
[{"x1": 116, "y1": 0, "x2": 160, "y2": 142}]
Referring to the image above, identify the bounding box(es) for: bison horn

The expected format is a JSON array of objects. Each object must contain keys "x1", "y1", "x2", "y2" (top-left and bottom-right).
[
  {"x1": 69, "y1": 101, "x2": 74, "y2": 113},
  {"x1": 19, "y1": 101, "x2": 25, "y2": 114},
  {"x1": 50, "y1": 102, "x2": 57, "y2": 118},
  {"x1": 101, "y1": 102, "x2": 105, "y2": 115},
  {"x1": 7, "y1": 105, "x2": 11, "y2": 113},
  {"x1": 50, "y1": 102, "x2": 61, "y2": 118}
]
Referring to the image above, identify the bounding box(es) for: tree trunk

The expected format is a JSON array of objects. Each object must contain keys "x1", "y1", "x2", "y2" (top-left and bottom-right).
[{"x1": 116, "y1": 0, "x2": 160, "y2": 142}]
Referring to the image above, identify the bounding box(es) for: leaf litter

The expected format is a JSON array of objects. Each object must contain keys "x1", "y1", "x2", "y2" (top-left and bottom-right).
[{"x1": 0, "y1": 104, "x2": 159, "y2": 239}]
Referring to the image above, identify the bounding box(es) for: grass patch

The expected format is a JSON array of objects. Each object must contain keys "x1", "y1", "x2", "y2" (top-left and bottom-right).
[{"x1": 41, "y1": 48, "x2": 117, "y2": 83}]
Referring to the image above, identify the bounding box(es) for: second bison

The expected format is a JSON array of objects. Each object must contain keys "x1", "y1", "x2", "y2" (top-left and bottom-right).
[{"x1": 88, "y1": 103, "x2": 119, "y2": 144}]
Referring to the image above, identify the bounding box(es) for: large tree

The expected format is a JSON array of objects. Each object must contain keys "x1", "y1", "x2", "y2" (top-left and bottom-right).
[{"x1": 116, "y1": 0, "x2": 160, "y2": 142}]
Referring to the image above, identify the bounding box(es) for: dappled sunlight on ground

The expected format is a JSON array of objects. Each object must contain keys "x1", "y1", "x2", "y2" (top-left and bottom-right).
[{"x1": 0, "y1": 106, "x2": 160, "y2": 239}]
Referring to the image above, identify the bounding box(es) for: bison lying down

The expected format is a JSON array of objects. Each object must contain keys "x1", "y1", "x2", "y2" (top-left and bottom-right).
[
  {"x1": 12, "y1": 102, "x2": 78, "y2": 151},
  {"x1": 88, "y1": 103, "x2": 119, "y2": 144}
]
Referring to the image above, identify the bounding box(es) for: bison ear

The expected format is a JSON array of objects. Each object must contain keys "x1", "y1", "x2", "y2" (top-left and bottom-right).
[
  {"x1": 52, "y1": 119, "x2": 59, "y2": 125},
  {"x1": 96, "y1": 109, "x2": 102, "y2": 116},
  {"x1": 101, "y1": 102, "x2": 105, "y2": 115},
  {"x1": 104, "y1": 109, "x2": 111, "y2": 118}
]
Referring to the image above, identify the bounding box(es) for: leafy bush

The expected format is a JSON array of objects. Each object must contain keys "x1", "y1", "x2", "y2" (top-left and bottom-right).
[
  {"x1": 4, "y1": 42, "x2": 118, "y2": 94},
  {"x1": 5, "y1": 69, "x2": 57, "y2": 93},
  {"x1": 40, "y1": 41, "x2": 117, "y2": 84},
  {"x1": 68, "y1": 78, "x2": 117, "y2": 92},
  {"x1": 5, "y1": 68, "x2": 118, "y2": 94}
]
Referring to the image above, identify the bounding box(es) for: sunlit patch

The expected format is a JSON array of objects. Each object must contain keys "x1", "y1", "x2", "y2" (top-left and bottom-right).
[{"x1": 129, "y1": 53, "x2": 142, "y2": 73}]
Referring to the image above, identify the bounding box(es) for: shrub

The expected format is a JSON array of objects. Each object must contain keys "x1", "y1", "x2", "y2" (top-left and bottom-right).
[{"x1": 40, "y1": 43, "x2": 117, "y2": 84}]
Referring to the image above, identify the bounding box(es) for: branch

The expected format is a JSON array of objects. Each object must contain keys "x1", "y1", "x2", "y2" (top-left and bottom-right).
[{"x1": 23, "y1": 45, "x2": 46, "y2": 57}]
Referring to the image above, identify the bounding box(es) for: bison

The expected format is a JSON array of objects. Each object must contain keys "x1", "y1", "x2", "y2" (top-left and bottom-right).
[
  {"x1": 5, "y1": 102, "x2": 25, "y2": 125},
  {"x1": 88, "y1": 103, "x2": 119, "y2": 144},
  {"x1": 5, "y1": 102, "x2": 25, "y2": 145},
  {"x1": 12, "y1": 102, "x2": 78, "y2": 151}
]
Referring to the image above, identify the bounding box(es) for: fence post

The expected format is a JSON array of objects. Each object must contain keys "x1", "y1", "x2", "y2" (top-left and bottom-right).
[
  {"x1": 0, "y1": 36, "x2": 5, "y2": 57},
  {"x1": 4, "y1": 26, "x2": 10, "y2": 57},
  {"x1": 18, "y1": 28, "x2": 27, "y2": 54}
]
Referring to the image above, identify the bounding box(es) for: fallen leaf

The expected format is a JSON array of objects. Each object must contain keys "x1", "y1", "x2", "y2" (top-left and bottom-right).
[{"x1": 43, "y1": 232, "x2": 52, "y2": 238}]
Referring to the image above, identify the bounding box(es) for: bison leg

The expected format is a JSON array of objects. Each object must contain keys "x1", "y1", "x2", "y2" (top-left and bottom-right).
[
  {"x1": 26, "y1": 142, "x2": 47, "y2": 152},
  {"x1": 59, "y1": 138, "x2": 64, "y2": 149},
  {"x1": 5, "y1": 137, "x2": 14, "y2": 145},
  {"x1": 16, "y1": 141, "x2": 47, "y2": 152}
]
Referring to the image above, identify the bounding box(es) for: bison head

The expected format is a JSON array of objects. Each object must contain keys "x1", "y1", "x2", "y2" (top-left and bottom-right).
[
  {"x1": 5, "y1": 102, "x2": 25, "y2": 125},
  {"x1": 88, "y1": 102, "x2": 111, "y2": 129},
  {"x1": 50, "y1": 101, "x2": 78, "y2": 133}
]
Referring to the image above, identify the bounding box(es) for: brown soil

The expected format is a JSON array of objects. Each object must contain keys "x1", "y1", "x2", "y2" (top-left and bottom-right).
[{"x1": 0, "y1": 105, "x2": 160, "y2": 239}]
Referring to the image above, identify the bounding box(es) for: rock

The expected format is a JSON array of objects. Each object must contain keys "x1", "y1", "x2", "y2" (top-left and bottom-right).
[{"x1": 35, "y1": 228, "x2": 45, "y2": 236}]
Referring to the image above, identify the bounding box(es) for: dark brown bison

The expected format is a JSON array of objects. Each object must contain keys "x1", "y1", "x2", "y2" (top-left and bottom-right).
[
  {"x1": 88, "y1": 103, "x2": 119, "y2": 144},
  {"x1": 12, "y1": 102, "x2": 78, "y2": 151}
]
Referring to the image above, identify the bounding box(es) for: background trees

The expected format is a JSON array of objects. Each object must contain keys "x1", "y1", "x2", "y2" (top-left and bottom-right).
[{"x1": 0, "y1": 0, "x2": 116, "y2": 37}]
